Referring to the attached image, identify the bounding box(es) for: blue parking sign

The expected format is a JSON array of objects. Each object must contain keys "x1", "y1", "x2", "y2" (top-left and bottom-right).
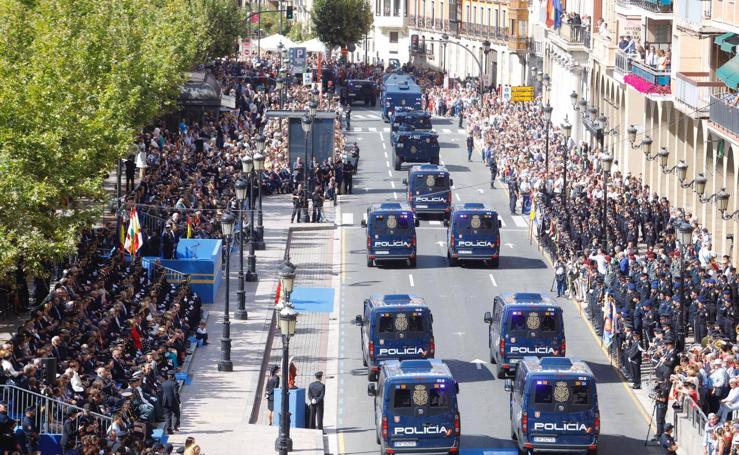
[{"x1": 289, "y1": 47, "x2": 306, "y2": 74}]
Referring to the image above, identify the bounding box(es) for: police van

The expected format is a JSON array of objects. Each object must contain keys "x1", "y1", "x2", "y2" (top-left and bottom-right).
[
  {"x1": 355, "y1": 294, "x2": 435, "y2": 382},
  {"x1": 444, "y1": 202, "x2": 502, "y2": 267},
  {"x1": 393, "y1": 131, "x2": 440, "y2": 170},
  {"x1": 483, "y1": 292, "x2": 566, "y2": 378},
  {"x1": 383, "y1": 80, "x2": 423, "y2": 121},
  {"x1": 505, "y1": 357, "x2": 600, "y2": 454},
  {"x1": 367, "y1": 359, "x2": 460, "y2": 455},
  {"x1": 361, "y1": 202, "x2": 419, "y2": 267},
  {"x1": 403, "y1": 165, "x2": 452, "y2": 219},
  {"x1": 391, "y1": 111, "x2": 433, "y2": 142}
]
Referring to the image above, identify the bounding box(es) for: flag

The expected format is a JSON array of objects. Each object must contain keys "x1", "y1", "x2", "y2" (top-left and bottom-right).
[
  {"x1": 274, "y1": 281, "x2": 282, "y2": 305},
  {"x1": 119, "y1": 220, "x2": 126, "y2": 250},
  {"x1": 187, "y1": 216, "x2": 192, "y2": 239},
  {"x1": 546, "y1": 0, "x2": 554, "y2": 27},
  {"x1": 553, "y1": 0, "x2": 562, "y2": 29},
  {"x1": 124, "y1": 208, "x2": 144, "y2": 255}
]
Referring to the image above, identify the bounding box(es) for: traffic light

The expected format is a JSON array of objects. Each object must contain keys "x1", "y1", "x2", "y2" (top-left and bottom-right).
[
  {"x1": 410, "y1": 34, "x2": 419, "y2": 53},
  {"x1": 286, "y1": 5, "x2": 293, "y2": 19}
]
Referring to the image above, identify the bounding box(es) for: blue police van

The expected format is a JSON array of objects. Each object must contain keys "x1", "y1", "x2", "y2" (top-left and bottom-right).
[
  {"x1": 390, "y1": 111, "x2": 433, "y2": 147},
  {"x1": 361, "y1": 202, "x2": 419, "y2": 267},
  {"x1": 444, "y1": 202, "x2": 502, "y2": 267},
  {"x1": 355, "y1": 294, "x2": 435, "y2": 382},
  {"x1": 403, "y1": 165, "x2": 452, "y2": 219},
  {"x1": 393, "y1": 131, "x2": 440, "y2": 170},
  {"x1": 383, "y1": 80, "x2": 423, "y2": 121},
  {"x1": 483, "y1": 292, "x2": 566, "y2": 379},
  {"x1": 505, "y1": 357, "x2": 600, "y2": 454},
  {"x1": 367, "y1": 359, "x2": 460, "y2": 455}
]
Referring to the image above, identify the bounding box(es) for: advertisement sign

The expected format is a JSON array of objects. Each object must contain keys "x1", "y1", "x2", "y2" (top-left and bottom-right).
[{"x1": 289, "y1": 47, "x2": 307, "y2": 75}]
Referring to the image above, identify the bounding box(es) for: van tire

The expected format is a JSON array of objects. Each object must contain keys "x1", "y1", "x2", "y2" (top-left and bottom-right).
[
  {"x1": 408, "y1": 257, "x2": 416, "y2": 267},
  {"x1": 394, "y1": 156, "x2": 402, "y2": 171},
  {"x1": 489, "y1": 351, "x2": 496, "y2": 364},
  {"x1": 496, "y1": 364, "x2": 506, "y2": 379},
  {"x1": 376, "y1": 431, "x2": 380, "y2": 445},
  {"x1": 447, "y1": 252, "x2": 458, "y2": 267},
  {"x1": 367, "y1": 257, "x2": 374, "y2": 267},
  {"x1": 491, "y1": 257, "x2": 500, "y2": 268}
]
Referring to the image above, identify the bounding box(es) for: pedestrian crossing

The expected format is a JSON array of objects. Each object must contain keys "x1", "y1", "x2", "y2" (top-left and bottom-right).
[
  {"x1": 349, "y1": 127, "x2": 467, "y2": 134},
  {"x1": 352, "y1": 113, "x2": 381, "y2": 120}
]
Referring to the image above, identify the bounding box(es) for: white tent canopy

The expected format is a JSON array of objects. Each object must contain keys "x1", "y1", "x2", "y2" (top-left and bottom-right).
[
  {"x1": 257, "y1": 34, "x2": 298, "y2": 52},
  {"x1": 300, "y1": 37, "x2": 328, "y2": 54}
]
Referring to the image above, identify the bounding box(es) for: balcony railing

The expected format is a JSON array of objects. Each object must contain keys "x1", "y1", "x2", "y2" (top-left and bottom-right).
[
  {"x1": 508, "y1": 36, "x2": 530, "y2": 51},
  {"x1": 434, "y1": 18, "x2": 442, "y2": 29},
  {"x1": 405, "y1": 15, "x2": 417, "y2": 26},
  {"x1": 624, "y1": 59, "x2": 672, "y2": 95},
  {"x1": 460, "y1": 24, "x2": 510, "y2": 43},
  {"x1": 710, "y1": 94, "x2": 739, "y2": 137},
  {"x1": 617, "y1": 0, "x2": 673, "y2": 13},
  {"x1": 675, "y1": 72, "x2": 726, "y2": 116},
  {"x1": 615, "y1": 50, "x2": 635, "y2": 73},
  {"x1": 557, "y1": 23, "x2": 591, "y2": 48}
]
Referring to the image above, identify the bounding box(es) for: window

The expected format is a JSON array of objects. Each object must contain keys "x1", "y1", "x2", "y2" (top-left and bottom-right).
[
  {"x1": 393, "y1": 388, "x2": 412, "y2": 408},
  {"x1": 390, "y1": 32, "x2": 399, "y2": 43},
  {"x1": 487, "y1": 7, "x2": 491, "y2": 26},
  {"x1": 422, "y1": 0, "x2": 426, "y2": 17},
  {"x1": 384, "y1": 0, "x2": 391, "y2": 15},
  {"x1": 465, "y1": 4, "x2": 470, "y2": 20},
  {"x1": 507, "y1": 310, "x2": 559, "y2": 335},
  {"x1": 431, "y1": 0, "x2": 435, "y2": 22},
  {"x1": 376, "y1": 0, "x2": 381, "y2": 15},
  {"x1": 495, "y1": 9, "x2": 499, "y2": 28},
  {"x1": 377, "y1": 313, "x2": 426, "y2": 335},
  {"x1": 473, "y1": 6, "x2": 477, "y2": 23},
  {"x1": 394, "y1": 0, "x2": 400, "y2": 15},
  {"x1": 534, "y1": 383, "x2": 554, "y2": 404}
]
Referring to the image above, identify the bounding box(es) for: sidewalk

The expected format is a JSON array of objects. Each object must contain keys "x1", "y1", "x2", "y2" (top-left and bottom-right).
[{"x1": 167, "y1": 196, "x2": 337, "y2": 454}]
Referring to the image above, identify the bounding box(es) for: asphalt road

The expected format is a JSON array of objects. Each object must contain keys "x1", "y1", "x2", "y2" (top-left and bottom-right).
[{"x1": 334, "y1": 106, "x2": 661, "y2": 455}]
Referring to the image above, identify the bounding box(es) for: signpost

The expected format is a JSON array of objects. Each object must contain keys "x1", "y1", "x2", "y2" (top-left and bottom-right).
[
  {"x1": 289, "y1": 47, "x2": 307, "y2": 75},
  {"x1": 510, "y1": 86, "x2": 535, "y2": 102}
]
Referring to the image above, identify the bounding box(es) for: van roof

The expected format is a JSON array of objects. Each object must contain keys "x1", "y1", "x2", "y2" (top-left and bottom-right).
[
  {"x1": 368, "y1": 201, "x2": 413, "y2": 212},
  {"x1": 408, "y1": 164, "x2": 448, "y2": 174},
  {"x1": 451, "y1": 202, "x2": 497, "y2": 213},
  {"x1": 496, "y1": 292, "x2": 558, "y2": 307},
  {"x1": 368, "y1": 294, "x2": 428, "y2": 308},
  {"x1": 520, "y1": 356, "x2": 594, "y2": 376},
  {"x1": 383, "y1": 359, "x2": 453, "y2": 379}
]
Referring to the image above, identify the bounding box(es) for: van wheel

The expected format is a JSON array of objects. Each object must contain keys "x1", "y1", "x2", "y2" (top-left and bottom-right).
[
  {"x1": 376, "y1": 431, "x2": 380, "y2": 445},
  {"x1": 587, "y1": 449, "x2": 598, "y2": 455},
  {"x1": 447, "y1": 252, "x2": 458, "y2": 267},
  {"x1": 496, "y1": 364, "x2": 506, "y2": 379},
  {"x1": 491, "y1": 257, "x2": 500, "y2": 268},
  {"x1": 394, "y1": 156, "x2": 402, "y2": 171},
  {"x1": 489, "y1": 351, "x2": 496, "y2": 364},
  {"x1": 408, "y1": 257, "x2": 416, "y2": 267},
  {"x1": 511, "y1": 427, "x2": 517, "y2": 440},
  {"x1": 367, "y1": 257, "x2": 374, "y2": 267}
]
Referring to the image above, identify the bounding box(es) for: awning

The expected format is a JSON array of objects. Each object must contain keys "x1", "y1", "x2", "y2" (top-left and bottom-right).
[
  {"x1": 714, "y1": 32, "x2": 739, "y2": 53},
  {"x1": 717, "y1": 54, "x2": 739, "y2": 89}
]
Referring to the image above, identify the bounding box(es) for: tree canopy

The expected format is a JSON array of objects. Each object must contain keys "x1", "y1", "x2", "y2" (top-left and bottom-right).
[
  {"x1": 311, "y1": 0, "x2": 373, "y2": 50},
  {"x1": 0, "y1": 0, "x2": 242, "y2": 278}
]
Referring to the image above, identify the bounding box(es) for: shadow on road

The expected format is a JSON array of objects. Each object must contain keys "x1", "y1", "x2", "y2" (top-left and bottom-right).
[
  {"x1": 499, "y1": 256, "x2": 548, "y2": 269},
  {"x1": 444, "y1": 358, "x2": 495, "y2": 383}
]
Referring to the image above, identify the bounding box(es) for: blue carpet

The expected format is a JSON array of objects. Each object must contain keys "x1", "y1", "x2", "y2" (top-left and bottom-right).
[{"x1": 291, "y1": 287, "x2": 335, "y2": 313}]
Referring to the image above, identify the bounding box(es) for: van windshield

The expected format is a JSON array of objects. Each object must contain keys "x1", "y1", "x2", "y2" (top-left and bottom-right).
[
  {"x1": 507, "y1": 310, "x2": 560, "y2": 337},
  {"x1": 392, "y1": 383, "x2": 452, "y2": 417},
  {"x1": 454, "y1": 213, "x2": 498, "y2": 231},
  {"x1": 531, "y1": 379, "x2": 593, "y2": 412},
  {"x1": 377, "y1": 312, "x2": 427, "y2": 338},
  {"x1": 370, "y1": 214, "x2": 413, "y2": 235},
  {"x1": 413, "y1": 174, "x2": 449, "y2": 194}
]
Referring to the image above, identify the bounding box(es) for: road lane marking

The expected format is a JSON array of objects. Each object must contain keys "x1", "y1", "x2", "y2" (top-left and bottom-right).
[
  {"x1": 408, "y1": 274, "x2": 415, "y2": 287},
  {"x1": 384, "y1": 151, "x2": 388, "y2": 158},
  {"x1": 429, "y1": 220, "x2": 441, "y2": 225},
  {"x1": 393, "y1": 191, "x2": 398, "y2": 200},
  {"x1": 383, "y1": 127, "x2": 390, "y2": 132},
  {"x1": 477, "y1": 189, "x2": 484, "y2": 194},
  {"x1": 499, "y1": 218, "x2": 507, "y2": 227},
  {"x1": 489, "y1": 273, "x2": 498, "y2": 287},
  {"x1": 442, "y1": 128, "x2": 451, "y2": 134},
  {"x1": 369, "y1": 127, "x2": 377, "y2": 132},
  {"x1": 455, "y1": 193, "x2": 461, "y2": 201},
  {"x1": 458, "y1": 129, "x2": 466, "y2": 134},
  {"x1": 386, "y1": 160, "x2": 390, "y2": 168},
  {"x1": 512, "y1": 216, "x2": 528, "y2": 227},
  {"x1": 352, "y1": 127, "x2": 361, "y2": 132},
  {"x1": 341, "y1": 213, "x2": 354, "y2": 226},
  {"x1": 388, "y1": 170, "x2": 392, "y2": 177},
  {"x1": 390, "y1": 181, "x2": 396, "y2": 188},
  {"x1": 382, "y1": 142, "x2": 386, "y2": 150},
  {"x1": 504, "y1": 242, "x2": 515, "y2": 248}
]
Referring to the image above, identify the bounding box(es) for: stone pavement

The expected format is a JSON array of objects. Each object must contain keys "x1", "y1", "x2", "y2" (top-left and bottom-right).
[{"x1": 167, "y1": 195, "x2": 336, "y2": 454}]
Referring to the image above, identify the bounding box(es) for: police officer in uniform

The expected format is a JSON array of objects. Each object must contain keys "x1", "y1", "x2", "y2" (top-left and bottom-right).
[
  {"x1": 508, "y1": 176, "x2": 519, "y2": 215},
  {"x1": 628, "y1": 332, "x2": 644, "y2": 389},
  {"x1": 466, "y1": 135, "x2": 474, "y2": 161},
  {"x1": 659, "y1": 423, "x2": 678, "y2": 453},
  {"x1": 291, "y1": 184, "x2": 305, "y2": 223},
  {"x1": 21, "y1": 405, "x2": 38, "y2": 454},
  {"x1": 308, "y1": 371, "x2": 326, "y2": 430},
  {"x1": 345, "y1": 105, "x2": 352, "y2": 130},
  {"x1": 655, "y1": 337, "x2": 677, "y2": 381},
  {"x1": 653, "y1": 378, "x2": 671, "y2": 441},
  {"x1": 342, "y1": 160, "x2": 354, "y2": 194}
]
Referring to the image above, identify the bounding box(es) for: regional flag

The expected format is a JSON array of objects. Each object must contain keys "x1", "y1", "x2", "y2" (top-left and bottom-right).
[{"x1": 124, "y1": 208, "x2": 144, "y2": 255}]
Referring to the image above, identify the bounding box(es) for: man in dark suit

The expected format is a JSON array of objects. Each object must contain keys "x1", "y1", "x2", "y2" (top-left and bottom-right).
[
  {"x1": 162, "y1": 223, "x2": 178, "y2": 259},
  {"x1": 59, "y1": 409, "x2": 79, "y2": 454},
  {"x1": 21, "y1": 405, "x2": 39, "y2": 454},
  {"x1": 161, "y1": 371, "x2": 180, "y2": 434},
  {"x1": 308, "y1": 371, "x2": 325, "y2": 431}
]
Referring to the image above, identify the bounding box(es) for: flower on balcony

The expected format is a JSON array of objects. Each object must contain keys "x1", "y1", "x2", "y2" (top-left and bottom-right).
[{"x1": 624, "y1": 73, "x2": 672, "y2": 95}]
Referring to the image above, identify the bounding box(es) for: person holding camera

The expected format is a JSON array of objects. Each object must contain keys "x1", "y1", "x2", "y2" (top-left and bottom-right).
[
  {"x1": 291, "y1": 184, "x2": 305, "y2": 223},
  {"x1": 653, "y1": 373, "x2": 672, "y2": 441},
  {"x1": 627, "y1": 331, "x2": 644, "y2": 389}
]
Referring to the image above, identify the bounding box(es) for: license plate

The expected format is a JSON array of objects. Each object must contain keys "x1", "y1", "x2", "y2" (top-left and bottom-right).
[
  {"x1": 375, "y1": 251, "x2": 390, "y2": 255},
  {"x1": 458, "y1": 250, "x2": 472, "y2": 254},
  {"x1": 416, "y1": 204, "x2": 428, "y2": 208},
  {"x1": 534, "y1": 436, "x2": 556, "y2": 443},
  {"x1": 394, "y1": 441, "x2": 417, "y2": 447}
]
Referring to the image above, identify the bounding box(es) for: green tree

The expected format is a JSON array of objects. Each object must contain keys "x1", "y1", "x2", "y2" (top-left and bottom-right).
[
  {"x1": 0, "y1": 0, "x2": 241, "y2": 278},
  {"x1": 287, "y1": 21, "x2": 315, "y2": 42},
  {"x1": 311, "y1": 0, "x2": 372, "y2": 50}
]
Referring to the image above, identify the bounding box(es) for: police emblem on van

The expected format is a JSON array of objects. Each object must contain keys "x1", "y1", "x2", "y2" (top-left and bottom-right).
[{"x1": 509, "y1": 346, "x2": 556, "y2": 355}]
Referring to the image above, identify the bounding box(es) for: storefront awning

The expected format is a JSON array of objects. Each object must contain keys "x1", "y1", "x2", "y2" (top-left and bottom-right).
[
  {"x1": 714, "y1": 32, "x2": 739, "y2": 53},
  {"x1": 717, "y1": 54, "x2": 739, "y2": 89}
]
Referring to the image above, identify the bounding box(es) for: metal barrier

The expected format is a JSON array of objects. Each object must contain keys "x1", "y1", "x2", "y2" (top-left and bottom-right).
[{"x1": 0, "y1": 384, "x2": 112, "y2": 439}]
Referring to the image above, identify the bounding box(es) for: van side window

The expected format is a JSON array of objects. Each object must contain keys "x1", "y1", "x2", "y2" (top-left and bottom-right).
[
  {"x1": 510, "y1": 313, "x2": 526, "y2": 331},
  {"x1": 429, "y1": 388, "x2": 450, "y2": 407}
]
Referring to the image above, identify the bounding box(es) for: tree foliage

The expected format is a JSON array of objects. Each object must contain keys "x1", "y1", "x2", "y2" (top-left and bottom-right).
[
  {"x1": 311, "y1": 0, "x2": 373, "y2": 49},
  {"x1": 0, "y1": 0, "x2": 241, "y2": 278},
  {"x1": 287, "y1": 21, "x2": 315, "y2": 43}
]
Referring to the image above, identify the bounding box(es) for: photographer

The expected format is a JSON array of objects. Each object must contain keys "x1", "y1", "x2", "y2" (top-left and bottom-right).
[{"x1": 653, "y1": 377, "x2": 671, "y2": 441}]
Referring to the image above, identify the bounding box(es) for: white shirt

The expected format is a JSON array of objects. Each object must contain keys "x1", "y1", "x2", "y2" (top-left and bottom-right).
[{"x1": 589, "y1": 254, "x2": 608, "y2": 275}]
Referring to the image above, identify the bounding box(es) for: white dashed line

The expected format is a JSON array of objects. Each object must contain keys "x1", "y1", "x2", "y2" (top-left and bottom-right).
[
  {"x1": 477, "y1": 189, "x2": 485, "y2": 194},
  {"x1": 369, "y1": 127, "x2": 377, "y2": 132},
  {"x1": 408, "y1": 274, "x2": 415, "y2": 287},
  {"x1": 341, "y1": 213, "x2": 354, "y2": 226},
  {"x1": 386, "y1": 160, "x2": 390, "y2": 168},
  {"x1": 458, "y1": 129, "x2": 466, "y2": 134},
  {"x1": 383, "y1": 142, "x2": 387, "y2": 150},
  {"x1": 383, "y1": 127, "x2": 390, "y2": 132},
  {"x1": 384, "y1": 151, "x2": 388, "y2": 158},
  {"x1": 388, "y1": 170, "x2": 393, "y2": 177},
  {"x1": 455, "y1": 193, "x2": 461, "y2": 201},
  {"x1": 429, "y1": 220, "x2": 441, "y2": 225},
  {"x1": 442, "y1": 128, "x2": 452, "y2": 134},
  {"x1": 489, "y1": 273, "x2": 498, "y2": 287},
  {"x1": 512, "y1": 216, "x2": 528, "y2": 227},
  {"x1": 391, "y1": 181, "x2": 396, "y2": 188},
  {"x1": 393, "y1": 191, "x2": 398, "y2": 200}
]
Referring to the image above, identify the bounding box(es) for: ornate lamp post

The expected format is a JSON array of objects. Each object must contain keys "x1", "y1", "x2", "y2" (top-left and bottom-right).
[
  {"x1": 561, "y1": 117, "x2": 572, "y2": 211},
  {"x1": 275, "y1": 261, "x2": 297, "y2": 455},
  {"x1": 234, "y1": 179, "x2": 249, "y2": 320},
  {"x1": 218, "y1": 212, "x2": 236, "y2": 372},
  {"x1": 241, "y1": 154, "x2": 258, "y2": 282},
  {"x1": 254, "y1": 135, "x2": 266, "y2": 250}
]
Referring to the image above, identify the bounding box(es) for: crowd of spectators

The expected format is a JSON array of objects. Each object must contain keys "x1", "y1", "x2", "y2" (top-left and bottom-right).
[{"x1": 617, "y1": 35, "x2": 672, "y2": 71}]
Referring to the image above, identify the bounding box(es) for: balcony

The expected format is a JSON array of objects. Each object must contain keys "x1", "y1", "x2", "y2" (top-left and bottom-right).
[
  {"x1": 591, "y1": 33, "x2": 617, "y2": 67},
  {"x1": 615, "y1": 50, "x2": 635, "y2": 75},
  {"x1": 674, "y1": 72, "x2": 725, "y2": 118},
  {"x1": 405, "y1": 15, "x2": 417, "y2": 27},
  {"x1": 624, "y1": 60, "x2": 672, "y2": 96},
  {"x1": 508, "y1": 36, "x2": 530, "y2": 52},
  {"x1": 459, "y1": 24, "x2": 510, "y2": 44},
  {"x1": 551, "y1": 23, "x2": 591, "y2": 49},
  {"x1": 617, "y1": 0, "x2": 673, "y2": 14},
  {"x1": 710, "y1": 94, "x2": 739, "y2": 137}
]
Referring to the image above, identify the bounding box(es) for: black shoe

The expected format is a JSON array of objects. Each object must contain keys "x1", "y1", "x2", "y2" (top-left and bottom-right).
[
  {"x1": 632, "y1": 384, "x2": 641, "y2": 389},
  {"x1": 175, "y1": 427, "x2": 180, "y2": 431},
  {"x1": 167, "y1": 429, "x2": 174, "y2": 435}
]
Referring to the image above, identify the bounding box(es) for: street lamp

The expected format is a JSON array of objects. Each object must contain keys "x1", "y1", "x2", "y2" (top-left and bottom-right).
[
  {"x1": 481, "y1": 40, "x2": 491, "y2": 96},
  {"x1": 234, "y1": 179, "x2": 249, "y2": 320},
  {"x1": 276, "y1": 304, "x2": 298, "y2": 455},
  {"x1": 327, "y1": 87, "x2": 335, "y2": 110},
  {"x1": 219, "y1": 212, "x2": 236, "y2": 372},
  {"x1": 561, "y1": 117, "x2": 572, "y2": 210},
  {"x1": 627, "y1": 125, "x2": 654, "y2": 154},
  {"x1": 279, "y1": 259, "x2": 297, "y2": 306},
  {"x1": 676, "y1": 221, "x2": 693, "y2": 351},
  {"x1": 241, "y1": 154, "x2": 258, "y2": 282},
  {"x1": 254, "y1": 135, "x2": 266, "y2": 250},
  {"x1": 601, "y1": 153, "x2": 614, "y2": 253}
]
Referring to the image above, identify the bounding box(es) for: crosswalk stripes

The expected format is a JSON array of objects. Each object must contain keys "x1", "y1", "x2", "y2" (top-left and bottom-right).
[
  {"x1": 383, "y1": 127, "x2": 390, "y2": 132},
  {"x1": 458, "y1": 129, "x2": 467, "y2": 134},
  {"x1": 368, "y1": 127, "x2": 377, "y2": 132},
  {"x1": 441, "y1": 128, "x2": 452, "y2": 134},
  {"x1": 512, "y1": 216, "x2": 528, "y2": 227}
]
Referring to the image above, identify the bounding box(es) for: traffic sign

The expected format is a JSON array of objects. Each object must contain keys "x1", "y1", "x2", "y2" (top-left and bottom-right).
[{"x1": 510, "y1": 85, "x2": 534, "y2": 102}]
